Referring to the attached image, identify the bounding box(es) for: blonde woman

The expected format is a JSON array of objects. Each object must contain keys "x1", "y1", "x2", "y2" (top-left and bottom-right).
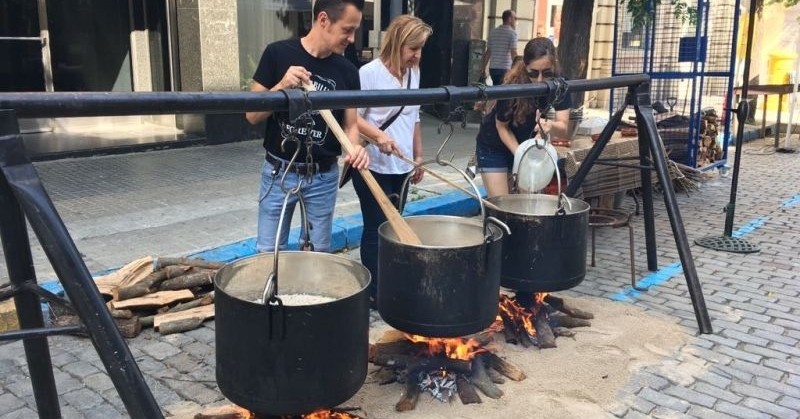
[{"x1": 353, "y1": 15, "x2": 432, "y2": 307}]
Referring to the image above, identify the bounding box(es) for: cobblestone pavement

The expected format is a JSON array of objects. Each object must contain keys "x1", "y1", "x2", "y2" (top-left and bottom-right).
[{"x1": 1, "y1": 122, "x2": 800, "y2": 418}]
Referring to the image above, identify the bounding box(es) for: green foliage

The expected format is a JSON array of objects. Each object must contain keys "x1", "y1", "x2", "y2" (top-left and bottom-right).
[{"x1": 620, "y1": 0, "x2": 798, "y2": 30}]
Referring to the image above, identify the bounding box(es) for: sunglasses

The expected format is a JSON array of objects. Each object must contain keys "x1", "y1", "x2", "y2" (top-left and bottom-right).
[{"x1": 526, "y1": 68, "x2": 555, "y2": 79}]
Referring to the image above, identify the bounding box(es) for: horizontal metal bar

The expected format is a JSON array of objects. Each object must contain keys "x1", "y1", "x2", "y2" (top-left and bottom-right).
[
  {"x1": 0, "y1": 75, "x2": 650, "y2": 118},
  {"x1": 0, "y1": 325, "x2": 84, "y2": 341},
  {"x1": 0, "y1": 37, "x2": 41, "y2": 42}
]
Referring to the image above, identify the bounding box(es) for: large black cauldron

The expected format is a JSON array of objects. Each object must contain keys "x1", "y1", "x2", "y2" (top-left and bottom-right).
[
  {"x1": 214, "y1": 252, "x2": 370, "y2": 416},
  {"x1": 377, "y1": 215, "x2": 504, "y2": 337},
  {"x1": 486, "y1": 194, "x2": 589, "y2": 292}
]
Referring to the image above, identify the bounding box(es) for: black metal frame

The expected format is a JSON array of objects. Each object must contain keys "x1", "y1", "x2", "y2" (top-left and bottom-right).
[{"x1": 0, "y1": 74, "x2": 711, "y2": 418}]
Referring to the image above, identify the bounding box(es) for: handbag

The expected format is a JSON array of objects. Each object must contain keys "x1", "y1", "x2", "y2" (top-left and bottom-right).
[{"x1": 339, "y1": 72, "x2": 412, "y2": 189}]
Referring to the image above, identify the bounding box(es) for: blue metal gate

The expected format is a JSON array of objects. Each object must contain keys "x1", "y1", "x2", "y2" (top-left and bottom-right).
[{"x1": 612, "y1": 0, "x2": 741, "y2": 169}]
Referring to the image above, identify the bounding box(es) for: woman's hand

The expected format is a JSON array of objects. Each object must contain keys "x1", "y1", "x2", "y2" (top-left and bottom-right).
[
  {"x1": 376, "y1": 134, "x2": 401, "y2": 156},
  {"x1": 345, "y1": 143, "x2": 370, "y2": 170}
]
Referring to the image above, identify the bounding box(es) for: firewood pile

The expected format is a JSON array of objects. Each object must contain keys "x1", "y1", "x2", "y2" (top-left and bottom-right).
[
  {"x1": 369, "y1": 330, "x2": 526, "y2": 411},
  {"x1": 696, "y1": 108, "x2": 724, "y2": 168},
  {"x1": 53, "y1": 256, "x2": 220, "y2": 338},
  {"x1": 496, "y1": 294, "x2": 593, "y2": 349}
]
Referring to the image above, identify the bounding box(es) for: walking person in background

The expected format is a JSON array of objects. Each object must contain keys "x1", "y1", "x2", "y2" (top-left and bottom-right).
[
  {"x1": 245, "y1": 0, "x2": 369, "y2": 253},
  {"x1": 475, "y1": 37, "x2": 571, "y2": 198},
  {"x1": 483, "y1": 9, "x2": 518, "y2": 85},
  {"x1": 353, "y1": 15, "x2": 432, "y2": 307}
]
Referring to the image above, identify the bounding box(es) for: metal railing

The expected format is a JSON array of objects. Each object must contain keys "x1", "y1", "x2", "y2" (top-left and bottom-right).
[{"x1": 0, "y1": 75, "x2": 711, "y2": 418}]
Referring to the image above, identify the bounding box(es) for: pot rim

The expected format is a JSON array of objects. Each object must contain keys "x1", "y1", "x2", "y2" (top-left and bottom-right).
[
  {"x1": 378, "y1": 215, "x2": 493, "y2": 249},
  {"x1": 214, "y1": 251, "x2": 371, "y2": 307}
]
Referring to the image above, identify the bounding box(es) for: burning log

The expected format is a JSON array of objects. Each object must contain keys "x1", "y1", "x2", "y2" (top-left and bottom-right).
[
  {"x1": 543, "y1": 295, "x2": 594, "y2": 319},
  {"x1": 155, "y1": 256, "x2": 223, "y2": 270},
  {"x1": 483, "y1": 352, "x2": 526, "y2": 381},
  {"x1": 191, "y1": 404, "x2": 253, "y2": 419},
  {"x1": 470, "y1": 355, "x2": 503, "y2": 399},
  {"x1": 499, "y1": 314, "x2": 518, "y2": 344},
  {"x1": 395, "y1": 373, "x2": 421, "y2": 412},
  {"x1": 455, "y1": 375, "x2": 482, "y2": 404},
  {"x1": 368, "y1": 340, "x2": 417, "y2": 362},
  {"x1": 371, "y1": 353, "x2": 472, "y2": 375},
  {"x1": 533, "y1": 309, "x2": 557, "y2": 349},
  {"x1": 550, "y1": 315, "x2": 591, "y2": 329}
]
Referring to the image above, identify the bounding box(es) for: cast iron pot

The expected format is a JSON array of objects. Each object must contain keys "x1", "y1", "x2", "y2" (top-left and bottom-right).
[
  {"x1": 485, "y1": 194, "x2": 590, "y2": 292},
  {"x1": 377, "y1": 215, "x2": 505, "y2": 337},
  {"x1": 215, "y1": 252, "x2": 370, "y2": 416}
]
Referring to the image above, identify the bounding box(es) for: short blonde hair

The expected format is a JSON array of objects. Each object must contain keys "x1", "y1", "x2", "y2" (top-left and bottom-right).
[{"x1": 379, "y1": 15, "x2": 433, "y2": 73}]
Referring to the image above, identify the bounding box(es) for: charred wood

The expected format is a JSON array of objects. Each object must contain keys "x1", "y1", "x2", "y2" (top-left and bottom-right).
[
  {"x1": 470, "y1": 355, "x2": 503, "y2": 399},
  {"x1": 551, "y1": 315, "x2": 592, "y2": 328},
  {"x1": 374, "y1": 367, "x2": 397, "y2": 385},
  {"x1": 395, "y1": 372, "x2": 421, "y2": 411},
  {"x1": 544, "y1": 295, "x2": 594, "y2": 319},
  {"x1": 372, "y1": 353, "x2": 471, "y2": 375},
  {"x1": 552, "y1": 326, "x2": 577, "y2": 338},
  {"x1": 499, "y1": 313, "x2": 518, "y2": 344},
  {"x1": 456, "y1": 375, "x2": 482, "y2": 404},
  {"x1": 485, "y1": 364, "x2": 506, "y2": 384},
  {"x1": 533, "y1": 310, "x2": 557, "y2": 349},
  {"x1": 368, "y1": 340, "x2": 417, "y2": 362},
  {"x1": 484, "y1": 352, "x2": 526, "y2": 381}
]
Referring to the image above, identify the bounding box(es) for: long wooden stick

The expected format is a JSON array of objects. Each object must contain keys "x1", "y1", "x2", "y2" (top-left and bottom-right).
[
  {"x1": 304, "y1": 84, "x2": 422, "y2": 245},
  {"x1": 360, "y1": 134, "x2": 501, "y2": 211}
]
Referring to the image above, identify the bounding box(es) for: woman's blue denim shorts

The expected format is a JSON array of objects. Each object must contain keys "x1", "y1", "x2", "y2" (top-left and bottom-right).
[{"x1": 476, "y1": 141, "x2": 513, "y2": 173}]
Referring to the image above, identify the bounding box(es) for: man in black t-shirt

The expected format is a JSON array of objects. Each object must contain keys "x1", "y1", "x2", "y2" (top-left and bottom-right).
[{"x1": 245, "y1": 0, "x2": 369, "y2": 253}]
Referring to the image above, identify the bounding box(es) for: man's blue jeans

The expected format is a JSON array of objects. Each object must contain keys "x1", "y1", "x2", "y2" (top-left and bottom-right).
[{"x1": 256, "y1": 158, "x2": 339, "y2": 253}]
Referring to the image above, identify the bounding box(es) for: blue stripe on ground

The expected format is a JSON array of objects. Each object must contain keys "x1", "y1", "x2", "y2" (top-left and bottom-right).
[
  {"x1": 611, "y1": 215, "x2": 769, "y2": 302},
  {"x1": 781, "y1": 193, "x2": 800, "y2": 208}
]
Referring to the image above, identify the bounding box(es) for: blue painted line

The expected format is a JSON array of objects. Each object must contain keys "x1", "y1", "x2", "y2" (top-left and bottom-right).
[
  {"x1": 611, "y1": 215, "x2": 769, "y2": 302},
  {"x1": 781, "y1": 193, "x2": 800, "y2": 208},
  {"x1": 38, "y1": 188, "x2": 483, "y2": 296}
]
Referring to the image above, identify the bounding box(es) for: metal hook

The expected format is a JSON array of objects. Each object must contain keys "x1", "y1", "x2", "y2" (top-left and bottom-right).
[{"x1": 435, "y1": 121, "x2": 456, "y2": 165}]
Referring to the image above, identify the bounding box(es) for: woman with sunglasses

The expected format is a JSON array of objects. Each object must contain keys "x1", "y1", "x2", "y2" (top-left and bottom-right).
[{"x1": 474, "y1": 37, "x2": 571, "y2": 198}]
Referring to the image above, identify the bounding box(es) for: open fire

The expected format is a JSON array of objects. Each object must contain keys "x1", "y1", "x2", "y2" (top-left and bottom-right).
[
  {"x1": 193, "y1": 405, "x2": 364, "y2": 419},
  {"x1": 495, "y1": 293, "x2": 594, "y2": 348},
  {"x1": 369, "y1": 331, "x2": 526, "y2": 411}
]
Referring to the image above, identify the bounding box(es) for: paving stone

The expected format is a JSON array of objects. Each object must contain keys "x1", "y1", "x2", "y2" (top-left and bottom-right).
[
  {"x1": 715, "y1": 401, "x2": 773, "y2": 419},
  {"x1": 727, "y1": 360, "x2": 785, "y2": 382},
  {"x1": 62, "y1": 360, "x2": 103, "y2": 379},
  {"x1": 741, "y1": 344, "x2": 790, "y2": 361},
  {"x1": 2, "y1": 407, "x2": 38, "y2": 419},
  {"x1": 139, "y1": 341, "x2": 181, "y2": 361},
  {"x1": 741, "y1": 397, "x2": 799, "y2": 419},
  {"x1": 687, "y1": 405, "x2": 737, "y2": 419},
  {"x1": 637, "y1": 388, "x2": 690, "y2": 413},
  {"x1": 696, "y1": 370, "x2": 734, "y2": 389},
  {"x1": 184, "y1": 326, "x2": 215, "y2": 344},
  {"x1": 778, "y1": 395, "x2": 800, "y2": 412},
  {"x1": 729, "y1": 382, "x2": 781, "y2": 402},
  {"x1": 63, "y1": 387, "x2": 106, "y2": 410},
  {"x1": 163, "y1": 352, "x2": 205, "y2": 374},
  {"x1": 624, "y1": 409, "x2": 652, "y2": 419},
  {"x1": 81, "y1": 402, "x2": 127, "y2": 419},
  {"x1": 663, "y1": 385, "x2": 716, "y2": 408},
  {"x1": 710, "y1": 365, "x2": 754, "y2": 383},
  {"x1": 165, "y1": 380, "x2": 223, "y2": 405},
  {"x1": 0, "y1": 392, "x2": 25, "y2": 416},
  {"x1": 763, "y1": 358, "x2": 800, "y2": 376},
  {"x1": 161, "y1": 332, "x2": 196, "y2": 348},
  {"x1": 693, "y1": 382, "x2": 743, "y2": 404},
  {"x1": 720, "y1": 329, "x2": 770, "y2": 346},
  {"x1": 650, "y1": 406, "x2": 687, "y2": 419},
  {"x1": 771, "y1": 342, "x2": 800, "y2": 357},
  {"x1": 182, "y1": 341, "x2": 214, "y2": 359},
  {"x1": 164, "y1": 400, "x2": 203, "y2": 417},
  {"x1": 714, "y1": 345, "x2": 762, "y2": 364},
  {"x1": 752, "y1": 329, "x2": 799, "y2": 346},
  {"x1": 83, "y1": 372, "x2": 116, "y2": 393}
]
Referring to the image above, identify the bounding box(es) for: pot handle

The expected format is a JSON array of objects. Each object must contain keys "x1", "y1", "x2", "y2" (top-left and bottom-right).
[
  {"x1": 485, "y1": 216, "x2": 511, "y2": 242},
  {"x1": 399, "y1": 120, "x2": 487, "y2": 219}
]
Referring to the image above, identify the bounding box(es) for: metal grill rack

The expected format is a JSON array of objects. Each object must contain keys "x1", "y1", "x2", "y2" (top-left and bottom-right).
[{"x1": 612, "y1": 0, "x2": 741, "y2": 169}]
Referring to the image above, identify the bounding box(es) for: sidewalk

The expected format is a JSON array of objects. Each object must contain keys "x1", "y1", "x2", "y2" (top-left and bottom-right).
[{"x1": 1, "y1": 121, "x2": 800, "y2": 418}]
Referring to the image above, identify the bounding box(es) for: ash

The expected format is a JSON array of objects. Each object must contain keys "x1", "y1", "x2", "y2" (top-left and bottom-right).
[{"x1": 417, "y1": 370, "x2": 457, "y2": 402}]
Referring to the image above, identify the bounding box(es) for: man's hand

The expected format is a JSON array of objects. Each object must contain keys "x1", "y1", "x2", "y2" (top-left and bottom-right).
[
  {"x1": 278, "y1": 66, "x2": 312, "y2": 90},
  {"x1": 410, "y1": 156, "x2": 425, "y2": 184},
  {"x1": 345, "y1": 143, "x2": 370, "y2": 170}
]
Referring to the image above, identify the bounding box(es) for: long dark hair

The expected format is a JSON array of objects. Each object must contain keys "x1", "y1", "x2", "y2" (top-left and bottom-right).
[{"x1": 501, "y1": 37, "x2": 560, "y2": 126}]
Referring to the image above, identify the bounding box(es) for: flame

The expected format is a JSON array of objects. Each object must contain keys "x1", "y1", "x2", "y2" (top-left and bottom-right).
[
  {"x1": 303, "y1": 409, "x2": 360, "y2": 419},
  {"x1": 404, "y1": 334, "x2": 486, "y2": 361},
  {"x1": 498, "y1": 295, "x2": 536, "y2": 336}
]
